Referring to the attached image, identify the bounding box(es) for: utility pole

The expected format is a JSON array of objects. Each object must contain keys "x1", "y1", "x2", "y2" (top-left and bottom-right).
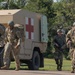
[{"x1": 7, "y1": 0, "x2": 10, "y2": 9}]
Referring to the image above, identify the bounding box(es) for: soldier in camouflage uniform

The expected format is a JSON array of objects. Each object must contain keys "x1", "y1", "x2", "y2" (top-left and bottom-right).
[
  {"x1": 0, "y1": 24, "x2": 5, "y2": 67},
  {"x1": 0, "y1": 23, "x2": 5, "y2": 41},
  {"x1": 66, "y1": 22, "x2": 75, "y2": 73},
  {"x1": 53, "y1": 29, "x2": 66, "y2": 71},
  {"x1": 1, "y1": 21, "x2": 21, "y2": 71}
]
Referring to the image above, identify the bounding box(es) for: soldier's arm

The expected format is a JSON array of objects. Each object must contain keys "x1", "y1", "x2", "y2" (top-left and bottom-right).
[
  {"x1": 66, "y1": 30, "x2": 72, "y2": 47},
  {"x1": 66, "y1": 30, "x2": 71, "y2": 42},
  {"x1": 16, "y1": 31, "x2": 21, "y2": 46},
  {"x1": 4, "y1": 28, "x2": 8, "y2": 44},
  {"x1": 53, "y1": 36, "x2": 59, "y2": 47}
]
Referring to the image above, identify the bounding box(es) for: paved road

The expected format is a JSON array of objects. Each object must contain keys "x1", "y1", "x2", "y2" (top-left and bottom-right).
[{"x1": 0, "y1": 70, "x2": 75, "y2": 75}]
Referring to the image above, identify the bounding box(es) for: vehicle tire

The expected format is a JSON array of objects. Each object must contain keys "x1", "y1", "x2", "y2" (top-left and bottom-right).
[{"x1": 28, "y1": 51, "x2": 40, "y2": 70}]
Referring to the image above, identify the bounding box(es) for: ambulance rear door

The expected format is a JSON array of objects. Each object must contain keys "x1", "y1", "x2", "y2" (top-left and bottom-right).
[{"x1": 41, "y1": 15, "x2": 48, "y2": 43}]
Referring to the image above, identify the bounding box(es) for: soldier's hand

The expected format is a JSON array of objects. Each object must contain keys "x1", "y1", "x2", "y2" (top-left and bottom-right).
[
  {"x1": 14, "y1": 45, "x2": 19, "y2": 49},
  {"x1": 67, "y1": 40, "x2": 71, "y2": 48},
  {"x1": 55, "y1": 43, "x2": 59, "y2": 47},
  {"x1": 67, "y1": 40, "x2": 71, "y2": 45}
]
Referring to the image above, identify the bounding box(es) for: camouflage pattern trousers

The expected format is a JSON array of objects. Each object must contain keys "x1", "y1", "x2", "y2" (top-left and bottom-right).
[
  {"x1": 69, "y1": 48, "x2": 75, "y2": 69},
  {"x1": 3, "y1": 42, "x2": 20, "y2": 69},
  {"x1": 54, "y1": 49, "x2": 63, "y2": 67}
]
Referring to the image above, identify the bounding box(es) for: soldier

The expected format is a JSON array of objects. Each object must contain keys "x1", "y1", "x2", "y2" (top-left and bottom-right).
[
  {"x1": 0, "y1": 24, "x2": 5, "y2": 42},
  {"x1": 0, "y1": 24, "x2": 5, "y2": 67},
  {"x1": 66, "y1": 22, "x2": 75, "y2": 73},
  {"x1": 0, "y1": 23, "x2": 5, "y2": 48},
  {"x1": 1, "y1": 21, "x2": 21, "y2": 71},
  {"x1": 53, "y1": 29, "x2": 66, "y2": 71}
]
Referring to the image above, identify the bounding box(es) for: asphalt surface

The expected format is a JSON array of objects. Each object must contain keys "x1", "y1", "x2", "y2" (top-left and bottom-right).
[{"x1": 0, "y1": 70, "x2": 75, "y2": 75}]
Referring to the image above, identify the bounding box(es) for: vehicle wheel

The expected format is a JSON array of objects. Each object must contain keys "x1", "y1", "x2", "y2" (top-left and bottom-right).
[{"x1": 28, "y1": 51, "x2": 40, "y2": 70}]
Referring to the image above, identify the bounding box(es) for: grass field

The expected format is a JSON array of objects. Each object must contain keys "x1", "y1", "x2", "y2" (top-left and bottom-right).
[
  {"x1": 10, "y1": 58, "x2": 72, "y2": 71},
  {"x1": 40, "y1": 58, "x2": 71, "y2": 71}
]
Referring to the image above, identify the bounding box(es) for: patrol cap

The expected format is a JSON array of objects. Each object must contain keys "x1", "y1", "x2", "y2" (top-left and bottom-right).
[
  {"x1": 8, "y1": 21, "x2": 14, "y2": 26},
  {"x1": 59, "y1": 26, "x2": 63, "y2": 29},
  {"x1": 57, "y1": 29, "x2": 62, "y2": 33},
  {"x1": 73, "y1": 22, "x2": 75, "y2": 26}
]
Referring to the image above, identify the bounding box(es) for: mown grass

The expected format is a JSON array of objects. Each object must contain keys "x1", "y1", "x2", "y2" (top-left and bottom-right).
[
  {"x1": 40, "y1": 58, "x2": 71, "y2": 71},
  {"x1": 10, "y1": 58, "x2": 72, "y2": 71}
]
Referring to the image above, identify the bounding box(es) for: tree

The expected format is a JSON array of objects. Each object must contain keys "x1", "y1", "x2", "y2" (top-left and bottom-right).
[
  {"x1": 52, "y1": 1, "x2": 75, "y2": 27},
  {"x1": 0, "y1": 0, "x2": 28, "y2": 9}
]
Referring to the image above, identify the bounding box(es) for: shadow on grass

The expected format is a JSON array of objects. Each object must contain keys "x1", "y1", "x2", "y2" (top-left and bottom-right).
[{"x1": 9, "y1": 67, "x2": 29, "y2": 70}]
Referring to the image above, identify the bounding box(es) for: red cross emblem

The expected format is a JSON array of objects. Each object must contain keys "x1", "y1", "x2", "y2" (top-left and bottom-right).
[{"x1": 26, "y1": 17, "x2": 34, "y2": 39}]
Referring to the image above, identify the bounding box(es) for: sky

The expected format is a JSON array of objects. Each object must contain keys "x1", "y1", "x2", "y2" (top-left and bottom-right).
[{"x1": 53, "y1": 0, "x2": 57, "y2": 2}]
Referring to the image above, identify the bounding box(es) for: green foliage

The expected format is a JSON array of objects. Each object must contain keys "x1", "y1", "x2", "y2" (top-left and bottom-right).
[
  {"x1": 0, "y1": 0, "x2": 4, "y2": 2},
  {"x1": 9, "y1": 2, "x2": 20, "y2": 9},
  {"x1": 53, "y1": 1, "x2": 75, "y2": 27}
]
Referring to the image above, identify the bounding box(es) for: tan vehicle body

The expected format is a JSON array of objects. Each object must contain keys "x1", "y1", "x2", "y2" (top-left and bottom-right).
[{"x1": 0, "y1": 9, "x2": 48, "y2": 70}]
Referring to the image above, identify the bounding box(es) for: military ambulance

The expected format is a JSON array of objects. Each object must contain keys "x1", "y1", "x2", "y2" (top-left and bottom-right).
[{"x1": 0, "y1": 9, "x2": 48, "y2": 70}]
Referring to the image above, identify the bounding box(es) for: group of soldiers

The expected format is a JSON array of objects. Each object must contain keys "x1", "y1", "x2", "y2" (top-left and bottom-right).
[
  {"x1": 53, "y1": 22, "x2": 75, "y2": 73},
  {"x1": 0, "y1": 21, "x2": 21, "y2": 71},
  {"x1": 0, "y1": 20, "x2": 75, "y2": 73}
]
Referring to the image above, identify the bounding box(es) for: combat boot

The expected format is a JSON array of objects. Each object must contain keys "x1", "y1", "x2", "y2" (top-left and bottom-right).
[
  {"x1": 57, "y1": 65, "x2": 60, "y2": 71},
  {"x1": 59, "y1": 66, "x2": 62, "y2": 71},
  {"x1": 15, "y1": 68, "x2": 19, "y2": 71},
  {"x1": 1, "y1": 65, "x2": 9, "y2": 70},
  {"x1": 15, "y1": 65, "x2": 20, "y2": 71},
  {"x1": 71, "y1": 70, "x2": 74, "y2": 73},
  {"x1": 71, "y1": 67, "x2": 74, "y2": 73}
]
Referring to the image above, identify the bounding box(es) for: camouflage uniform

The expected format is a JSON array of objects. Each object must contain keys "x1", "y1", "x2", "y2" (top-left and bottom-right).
[
  {"x1": 1, "y1": 21, "x2": 21, "y2": 71},
  {"x1": 53, "y1": 29, "x2": 66, "y2": 71},
  {"x1": 0, "y1": 24, "x2": 5, "y2": 67},
  {"x1": 66, "y1": 25, "x2": 75, "y2": 73},
  {"x1": 0, "y1": 23, "x2": 5, "y2": 46}
]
